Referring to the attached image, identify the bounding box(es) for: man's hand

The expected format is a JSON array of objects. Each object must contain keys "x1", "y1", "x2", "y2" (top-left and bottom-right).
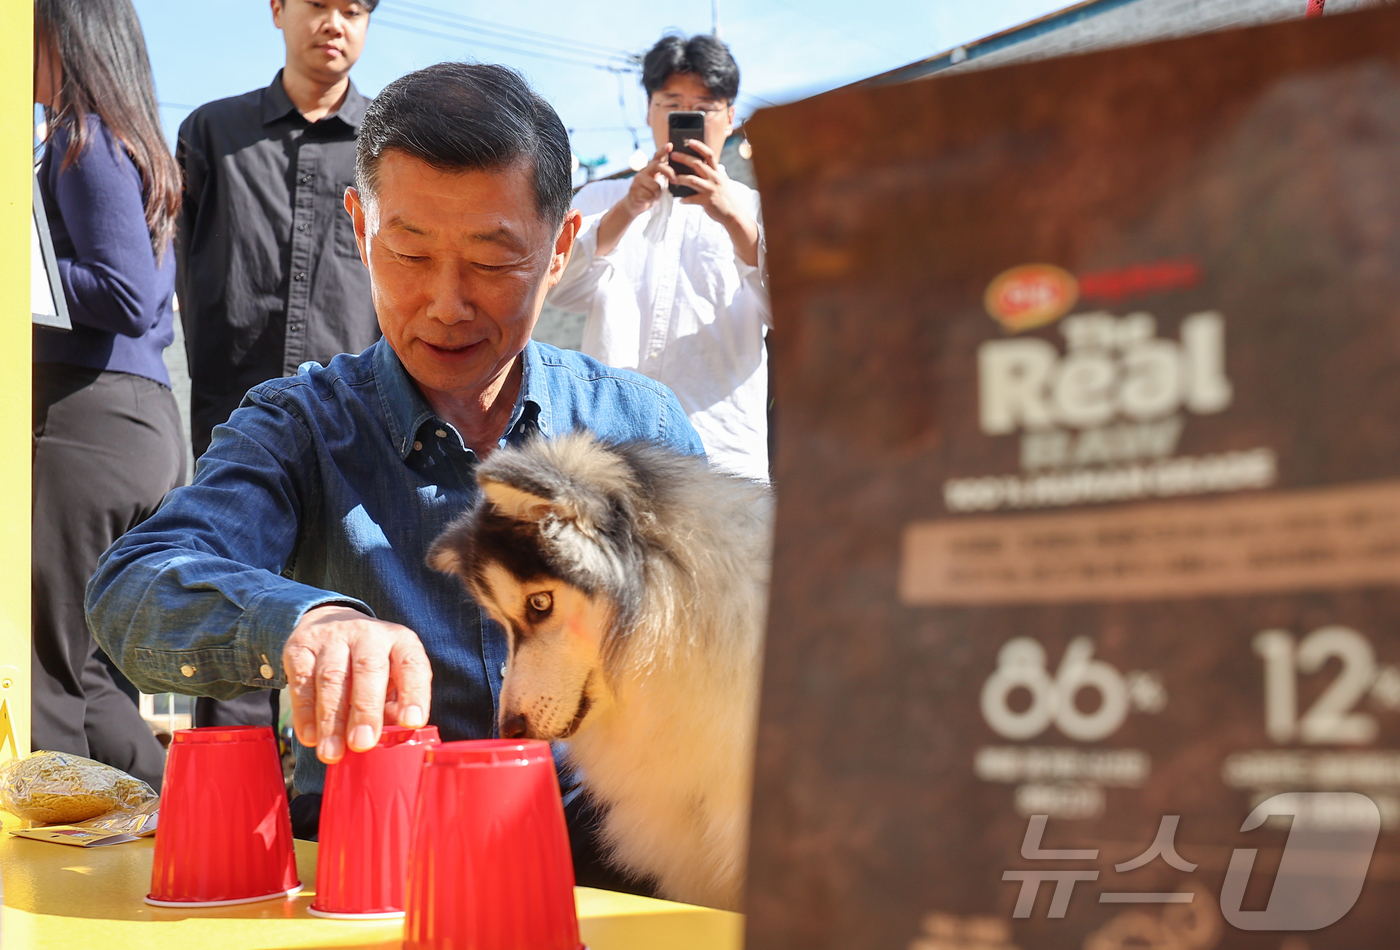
[
  {"x1": 595, "y1": 144, "x2": 678, "y2": 257},
  {"x1": 668, "y1": 139, "x2": 760, "y2": 267},
  {"x1": 283, "y1": 605, "x2": 433, "y2": 764},
  {"x1": 619, "y1": 143, "x2": 678, "y2": 219}
]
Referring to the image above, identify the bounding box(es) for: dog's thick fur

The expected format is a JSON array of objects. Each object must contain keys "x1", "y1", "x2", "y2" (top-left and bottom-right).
[{"x1": 427, "y1": 433, "x2": 771, "y2": 911}]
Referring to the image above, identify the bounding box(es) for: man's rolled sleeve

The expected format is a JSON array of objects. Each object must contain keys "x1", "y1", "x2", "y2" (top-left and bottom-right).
[{"x1": 86, "y1": 385, "x2": 368, "y2": 699}]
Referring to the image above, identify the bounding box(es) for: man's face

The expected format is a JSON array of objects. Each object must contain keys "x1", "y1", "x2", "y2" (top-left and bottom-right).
[
  {"x1": 345, "y1": 152, "x2": 580, "y2": 404},
  {"x1": 271, "y1": 0, "x2": 369, "y2": 84},
  {"x1": 647, "y1": 72, "x2": 735, "y2": 156}
]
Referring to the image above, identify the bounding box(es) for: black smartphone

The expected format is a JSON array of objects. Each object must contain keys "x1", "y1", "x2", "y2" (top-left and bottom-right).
[{"x1": 667, "y1": 111, "x2": 706, "y2": 198}]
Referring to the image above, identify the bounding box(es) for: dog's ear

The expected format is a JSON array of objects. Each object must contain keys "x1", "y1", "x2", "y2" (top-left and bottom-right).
[
  {"x1": 481, "y1": 479, "x2": 575, "y2": 525},
  {"x1": 427, "y1": 519, "x2": 470, "y2": 577}
]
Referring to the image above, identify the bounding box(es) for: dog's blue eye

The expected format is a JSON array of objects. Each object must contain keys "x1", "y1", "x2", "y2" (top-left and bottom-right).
[{"x1": 527, "y1": 592, "x2": 553, "y2": 614}]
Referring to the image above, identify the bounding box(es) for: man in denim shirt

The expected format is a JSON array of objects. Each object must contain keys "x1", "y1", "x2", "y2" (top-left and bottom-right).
[{"x1": 87, "y1": 63, "x2": 703, "y2": 887}]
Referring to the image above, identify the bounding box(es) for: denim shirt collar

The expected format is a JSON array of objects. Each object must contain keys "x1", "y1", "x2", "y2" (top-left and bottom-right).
[{"x1": 372, "y1": 340, "x2": 547, "y2": 461}]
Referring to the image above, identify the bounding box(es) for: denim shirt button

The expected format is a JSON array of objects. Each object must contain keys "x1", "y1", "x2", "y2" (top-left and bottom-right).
[
  {"x1": 412, "y1": 440, "x2": 423, "y2": 452},
  {"x1": 260, "y1": 663, "x2": 275, "y2": 679},
  {"x1": 435, "y1": 429, "x2": 447, "y2": 439},
  {"x1": 180, "y1": 665, "x2": 195, "y2": 677},
  {"x1": 499, "y1": 663, "x2": 507, "y2": 678}
]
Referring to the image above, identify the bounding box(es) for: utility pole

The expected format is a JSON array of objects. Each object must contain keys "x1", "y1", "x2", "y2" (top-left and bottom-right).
[{"x1": 712, "y1": 0, "x2": 722, "y2": 39}]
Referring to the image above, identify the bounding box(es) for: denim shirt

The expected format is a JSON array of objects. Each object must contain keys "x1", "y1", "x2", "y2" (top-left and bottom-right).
[{"x1": 87, "y1": 339, "x2": 704, "y2": 794}]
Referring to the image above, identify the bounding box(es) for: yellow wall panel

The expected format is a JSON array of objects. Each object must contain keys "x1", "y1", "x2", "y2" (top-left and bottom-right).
[{"x1": 0, "y1": 0, "x2": 32, "y2": 758}]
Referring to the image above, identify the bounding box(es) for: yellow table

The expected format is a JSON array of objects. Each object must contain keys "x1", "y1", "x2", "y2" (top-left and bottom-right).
[{"x1": 0, "y1": 823, "x2": 743, "y2": 949}]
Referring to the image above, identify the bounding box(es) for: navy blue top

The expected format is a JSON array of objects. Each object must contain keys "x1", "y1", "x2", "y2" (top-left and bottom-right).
[{"x1": 35, "y1": 115, "x2": 175, "y2": 387}]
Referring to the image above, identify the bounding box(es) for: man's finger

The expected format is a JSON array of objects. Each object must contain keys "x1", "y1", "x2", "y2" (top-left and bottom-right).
[
  {"x1": 645, "y1": 156, "x2": 677, "y2": 180},
  {"x1": 633, "y1": 171, "x2": 662, "y2": 196},
  {"x1": 283, "y1": 641, "x2": 319, "y2": 747},
  {"x1": 314, "y1": 639, "x2": 353, "y2": 763},
  {"x1": 668, "y1": 151, "x2": 714, "y2": 179},
  {"x1": 675, "y1": 175, "x2": 713, "y2": 195},
  {"x1": 344, "y1": 640, "x2": 392, "y2": 752},
  {"x1": 684, "y1": 138, "x2": 719, "y2": 165},
  {"x1": 389, "y1": 634, "x2": 433, "y2": 729}
]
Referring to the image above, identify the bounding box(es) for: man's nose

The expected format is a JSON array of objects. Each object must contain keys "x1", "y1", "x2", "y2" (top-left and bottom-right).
[{"x1": 425, "y1": 265, "x2": 476, "y2": 325}]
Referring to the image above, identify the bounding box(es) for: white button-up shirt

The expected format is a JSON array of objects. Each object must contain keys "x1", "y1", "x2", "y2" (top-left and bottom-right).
[{"x1": 548, "y1": 176, "x2": 771, "y2": 482}]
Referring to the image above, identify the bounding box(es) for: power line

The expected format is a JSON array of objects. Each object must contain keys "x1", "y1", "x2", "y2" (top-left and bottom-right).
[
  {"x1": 614, "y1": 70, "x2": 640, "y2": 151},
  {"x1": 394, "y1": 0, "x2": 633, "y2": 57},
  {"x1": 392, "y1": 0, "x2": 638, "y2": 61},
  {"x1": 381, "y1": 11, "x2": 631, "y2": 65},
  {"x1": 374, "y1": 16, "x2": 638, "y2": 72}
]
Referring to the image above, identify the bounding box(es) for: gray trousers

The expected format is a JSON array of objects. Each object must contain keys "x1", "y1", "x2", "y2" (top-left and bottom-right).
[{"x1": 32, "y1": 364, "x2": 184, "y2": 789}]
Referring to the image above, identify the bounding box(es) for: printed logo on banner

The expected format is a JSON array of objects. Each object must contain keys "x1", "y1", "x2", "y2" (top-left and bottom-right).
[
  {"x1": 940, "y1": 259, "x2": 1281, "y2": 517},
  {"x1": 984, "y1": 264, "x2": 1079, "y2": 334}
]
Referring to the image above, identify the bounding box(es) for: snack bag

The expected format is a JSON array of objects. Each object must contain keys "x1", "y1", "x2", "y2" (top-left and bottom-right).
[{"x1": 0, "y1": 750, "x2": 156, "y2": 823}]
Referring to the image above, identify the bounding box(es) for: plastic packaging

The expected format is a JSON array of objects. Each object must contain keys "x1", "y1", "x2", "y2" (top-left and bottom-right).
[
  {"x1": 75, "y1": 795, "x2": 160, "y2": 836},
  {"x1": 0, "y1": 750, "x2": 156, "y2": 823}
]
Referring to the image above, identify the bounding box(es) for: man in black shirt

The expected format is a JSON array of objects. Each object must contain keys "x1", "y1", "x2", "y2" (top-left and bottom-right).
[
  {"x1": 175, "y1": 0, "x2": 379, "y2": 731},
  {"x1": 176, "y1": 0, "x2": 380, "y2": 459}
]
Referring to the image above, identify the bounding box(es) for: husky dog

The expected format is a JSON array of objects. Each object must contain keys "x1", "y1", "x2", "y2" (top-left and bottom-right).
[{"x1": 427, "y1": 433, "x2": 771, "y2": 911}]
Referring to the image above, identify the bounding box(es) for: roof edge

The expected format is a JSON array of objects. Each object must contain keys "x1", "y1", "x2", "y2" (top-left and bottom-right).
[{"x1": 856, "y1": 0, "x2": 1146, "y2": 87}]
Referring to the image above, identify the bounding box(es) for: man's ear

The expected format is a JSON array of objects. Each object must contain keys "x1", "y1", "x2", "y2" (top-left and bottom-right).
[
  {"x1": 344, "y1": 186, "x2": 369, "y2": 268},
  {"x1": 546, "y1": 209, "x2": 583, "y2": 289},
  {"x1": 270, "y1": 0, "x2": 284, "y2": 29}
]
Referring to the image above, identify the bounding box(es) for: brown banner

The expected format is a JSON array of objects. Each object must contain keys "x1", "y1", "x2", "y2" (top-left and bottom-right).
[{"x1": 745, "y1": 7, "x2": 1400, "y2": 950}]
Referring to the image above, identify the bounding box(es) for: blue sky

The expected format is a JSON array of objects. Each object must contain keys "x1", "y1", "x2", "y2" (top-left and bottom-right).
[{"x1": 131, "y1": 0, "x2": 1072, "y2": 180}]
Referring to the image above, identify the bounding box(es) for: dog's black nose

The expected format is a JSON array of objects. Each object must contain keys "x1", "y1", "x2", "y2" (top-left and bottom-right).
[{"x1": 501, "y1": 713, "x2": 529, "y2": 739}]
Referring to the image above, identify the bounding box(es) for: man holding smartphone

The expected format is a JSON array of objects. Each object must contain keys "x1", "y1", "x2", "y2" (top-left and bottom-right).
[{"x1": 549, "y1": 34, "x2": 770, "y2": 482}]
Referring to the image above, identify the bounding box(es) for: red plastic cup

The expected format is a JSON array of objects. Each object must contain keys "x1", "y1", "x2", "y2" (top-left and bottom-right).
[
  {"x1": 146, "y1": 725, "x2": 301, "y2": 907},
  {"x1": 404, "y1": 739, "x2": 583, "y2": 950},
  {"x1": 309, "y1": 724, "x2": 440, "y2": 919}
]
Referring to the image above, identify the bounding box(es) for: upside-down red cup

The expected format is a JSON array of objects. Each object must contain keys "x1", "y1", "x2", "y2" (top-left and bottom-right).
[
  {"x1": 309, "y1": 724, "x2": 441, "y2": 919},
  {"x1": 404, "y1": 739, "x2": 583, "y2": 950},
  {"x1": 146, "y1": 725, "x2": 301, "y2": 907}
]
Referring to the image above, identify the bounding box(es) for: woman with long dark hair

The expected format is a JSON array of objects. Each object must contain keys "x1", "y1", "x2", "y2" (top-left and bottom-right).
[{"x1": 32, "y1": 0, "x2": 185, "y2": 788}]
